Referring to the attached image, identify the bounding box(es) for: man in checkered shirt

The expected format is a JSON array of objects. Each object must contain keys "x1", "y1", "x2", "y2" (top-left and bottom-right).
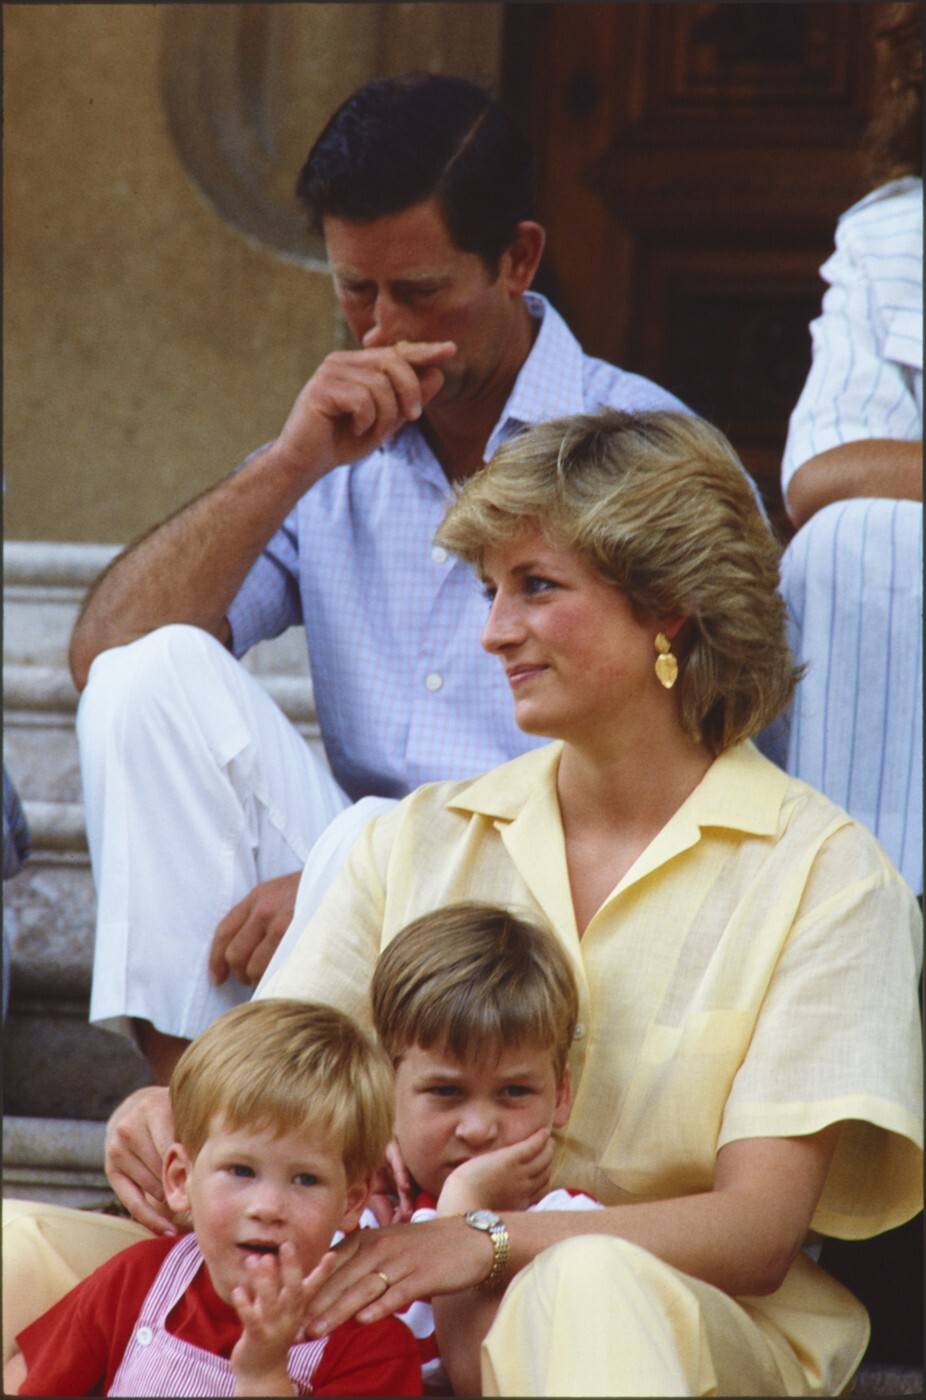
[{"x1": 69, "y1": 74, "x2": 685, "y2": 1166}]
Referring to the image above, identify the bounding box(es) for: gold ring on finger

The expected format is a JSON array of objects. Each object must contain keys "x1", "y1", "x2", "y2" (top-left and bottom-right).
[{"x1": 375, "y1": 1270, "x2": 390, "y2": 1295}]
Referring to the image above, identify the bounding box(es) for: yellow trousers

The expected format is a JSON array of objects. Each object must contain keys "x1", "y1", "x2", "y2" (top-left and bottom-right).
[
  {"x1": 4, "y1": 1203, "x2": 867, "y2": 1396},
  {"x1": 2, "y1": 1199, "x2": 150, "y2": 1361},
  {"x1": 481, "y1": 1236, "x2": 868, "y2": 1398}
]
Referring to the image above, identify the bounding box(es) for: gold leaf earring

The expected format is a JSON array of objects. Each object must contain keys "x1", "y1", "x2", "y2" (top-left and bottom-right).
[{"x1": 654, "y1": 632, "x2": 678, "y2": 689}]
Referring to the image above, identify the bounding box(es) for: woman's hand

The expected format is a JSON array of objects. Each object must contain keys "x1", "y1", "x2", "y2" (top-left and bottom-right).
[
  {"x1": 436, "y1": 1127, "x2": 555, "y2": 1214},
  {"x1": 306, "y1": 1216, "x2": 495, "y2": 1337},
  {"x1": 104, "y1": 1086, "x2": 178, "y2": 1234}
]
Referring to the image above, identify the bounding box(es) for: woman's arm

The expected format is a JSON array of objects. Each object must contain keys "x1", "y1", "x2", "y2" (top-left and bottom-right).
[
  {"x1": 506, "y1": 1128, "x2": 842, "y2": 1297},
  {"x1": 306, "y1": 1125, "x2": 842, "y2": 1338}
]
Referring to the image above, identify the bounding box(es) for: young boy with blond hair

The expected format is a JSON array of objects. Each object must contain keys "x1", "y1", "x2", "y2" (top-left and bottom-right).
[
  {"x1": 7, "y1": 1000, "x2": 422, "y2": 1398},
  {"x1": 367, "y1": 902, "x2": 602, "y2": 1395}
]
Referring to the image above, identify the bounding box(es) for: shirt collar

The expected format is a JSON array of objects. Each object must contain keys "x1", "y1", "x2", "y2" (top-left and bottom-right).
[
  {"x1": 448, "y1": 739, "x2": 786, "y2": 839},
  {"x1": 841, "y1": 174, "x2": 922, "y2": 222},
  {"x1": 447, "y1": 740, "x2": 788, "y2": 934},
  {"x1": 484, "y1": 293, "x2": 587, "y2": 460},
  {"x1": 383, "y1": 292, "x2": 586, "y2": 477}
]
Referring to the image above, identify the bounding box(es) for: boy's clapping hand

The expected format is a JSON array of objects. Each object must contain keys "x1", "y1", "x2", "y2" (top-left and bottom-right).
[{"x1": 230, "y1": 1242, "x2": 338, "y2": 1397}]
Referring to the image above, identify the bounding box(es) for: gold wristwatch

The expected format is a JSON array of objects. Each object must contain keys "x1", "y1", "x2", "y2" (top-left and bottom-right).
[{"x1": 464, "y1": 1208, "x2": 510, "y2": 1289}]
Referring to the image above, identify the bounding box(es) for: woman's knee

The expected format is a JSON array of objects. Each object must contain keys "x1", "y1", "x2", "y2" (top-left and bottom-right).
[
  {"x1": 528, "y1": 1232, "x2": 662, "y2": 1285},
  {"x1": 483, "y1": 1237, "x2": 697, "y2": 1397},
  {"x1": 498, "y1": 1233, "x2": 685, "y2": 1328}
]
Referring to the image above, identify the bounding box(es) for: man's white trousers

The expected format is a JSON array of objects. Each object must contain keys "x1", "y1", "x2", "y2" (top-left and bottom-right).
[{"x1": 78, "y1": 624, "x2": 391, "y2": 1042}]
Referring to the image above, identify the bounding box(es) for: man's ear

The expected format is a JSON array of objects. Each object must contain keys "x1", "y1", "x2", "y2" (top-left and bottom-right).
[
  {"x1": 340, "y1": 1174, "x2": 373, "y2": 1233},
  {"x1": 553, "y1": 1066, "x2": 572, "y2": 1130},
  {"x1": 163, "y1": 1142, "x2": 194, "y2": 1214},
  {"x1": 500, "y1": 221, "x2": 546, "y2": 296}
]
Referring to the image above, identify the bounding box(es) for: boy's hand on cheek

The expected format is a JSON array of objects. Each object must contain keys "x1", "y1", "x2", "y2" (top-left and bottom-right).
[
  {"x1": 230, "y1": 1242, "x2": 338, "y2": 1397},
  {"x1": 368, "y1": 1138, "x2": 415, "y2": 1224},
  {"x1": 436, "y1": 1126, "x2": 555, "y2": 1214}
]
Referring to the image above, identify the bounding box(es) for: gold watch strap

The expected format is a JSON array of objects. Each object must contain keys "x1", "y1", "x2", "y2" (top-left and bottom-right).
[{"x1": 480, "y1": 1219, "x2": 510, "y2": 1290}]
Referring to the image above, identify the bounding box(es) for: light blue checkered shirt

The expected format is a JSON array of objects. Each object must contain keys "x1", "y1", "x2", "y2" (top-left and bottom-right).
[{"x1": 227, "y1": 293, "x2": 687, "y2": 801}]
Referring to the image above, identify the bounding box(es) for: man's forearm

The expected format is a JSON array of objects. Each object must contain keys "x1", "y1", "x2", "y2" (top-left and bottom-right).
[
  {"x1": 69, "y1": 338, "x2": 459, "y2": 689},
  {"x1": 68, "y1": 441, "x2": 318, "y2": 690},
  {"x1": 786, "y1": 438, "x2": 923, "y2": 529}
]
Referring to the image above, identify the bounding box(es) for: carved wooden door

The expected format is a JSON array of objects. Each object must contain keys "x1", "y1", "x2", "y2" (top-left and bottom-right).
[{"x1": 501, "y1": 2, "x2": 885, "y2": 532}]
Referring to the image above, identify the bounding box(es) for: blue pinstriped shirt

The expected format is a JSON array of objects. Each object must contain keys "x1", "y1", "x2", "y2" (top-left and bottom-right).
[
  {"x1": 772, "y1": 178, "x2": 923, "y2": 891},
  {"x1": 783, "y1": 176, "x2": 922, "y2": 484},
  {"x1": 227, "y1": 294, "x2": 687, "y2": 801}
]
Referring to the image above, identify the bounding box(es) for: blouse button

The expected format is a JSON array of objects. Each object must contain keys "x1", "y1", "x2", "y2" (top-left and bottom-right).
[
  {"x1": 425, "y1": 672, "x2": 444, "y2": 692},
  {"x1": 431, "y1": 545, "x2": 449, "y2": 564},
  {"x1": 136, "y1": 1326, "x2": 154, "y2": 1346}
]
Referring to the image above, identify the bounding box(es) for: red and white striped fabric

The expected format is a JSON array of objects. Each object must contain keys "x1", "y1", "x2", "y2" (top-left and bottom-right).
[{"x1": 109, "y1": 1232, "x2": 328, "y2": 1397}]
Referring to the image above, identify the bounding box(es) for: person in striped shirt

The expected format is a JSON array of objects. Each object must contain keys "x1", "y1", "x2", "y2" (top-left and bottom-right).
[{"x1": 763, "y1": 5, "x2": 922, "y2": 893}]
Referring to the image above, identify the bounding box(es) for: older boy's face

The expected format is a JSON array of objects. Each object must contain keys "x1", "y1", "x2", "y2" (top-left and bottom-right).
[
  {"x1": 393, "y1": 1040, "x2": 571, "y2": 1199},
  {"x1": 163, "y1": 1117, "x2": 368, "y2": 1305}
]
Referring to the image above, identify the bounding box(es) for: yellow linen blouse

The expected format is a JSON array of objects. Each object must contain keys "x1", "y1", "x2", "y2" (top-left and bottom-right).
[{"x1": 259, "y1": 740, "x2": 922, "y2": 1388}]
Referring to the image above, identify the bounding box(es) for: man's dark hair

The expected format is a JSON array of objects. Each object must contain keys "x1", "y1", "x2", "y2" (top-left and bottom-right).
[{"x1": 296, "y1": 72, "x2": 536, "y2": 272}]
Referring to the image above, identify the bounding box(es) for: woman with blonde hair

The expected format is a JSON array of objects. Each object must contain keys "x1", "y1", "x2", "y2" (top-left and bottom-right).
[{"x1": 46, "y1": 409, "x2": 922, "y2": 1397}]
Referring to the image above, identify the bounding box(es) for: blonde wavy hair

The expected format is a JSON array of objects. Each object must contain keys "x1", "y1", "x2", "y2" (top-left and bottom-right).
[
  {"x1": 170, "y1": 999, "x2": 394, "y2": 1181},
  {"x1": 436, "y1": 409, "x2": 801, "y2": 754}
]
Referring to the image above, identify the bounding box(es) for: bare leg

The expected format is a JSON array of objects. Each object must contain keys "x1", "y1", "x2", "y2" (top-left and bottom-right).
[{"x1": 133, "y1": 1019, "x2": 190, "y2": 1086}]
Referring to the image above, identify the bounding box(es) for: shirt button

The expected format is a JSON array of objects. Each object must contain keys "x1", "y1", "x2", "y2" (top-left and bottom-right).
[
  {"x1": 136, "y1": 1326, "x2": 154, "y2": 1346},
  {"x1": 431, "y1": 545, "x2": 448, "y2": 564},
  {"x1": 425, "y1": 672, "x2": 444, "y2": 693},
  {"x1": 574, "y1": 1023, "x2": 586, "y2": 1039}
]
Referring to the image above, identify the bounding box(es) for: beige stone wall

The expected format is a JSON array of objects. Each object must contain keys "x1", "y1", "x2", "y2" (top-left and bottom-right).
[{"x1": 3, "y1": 3, "x2": 502, "y2": 544}]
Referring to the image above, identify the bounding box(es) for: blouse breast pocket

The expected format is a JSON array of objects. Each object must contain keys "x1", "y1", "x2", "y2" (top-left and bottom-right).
[{"x1": 598, "y1": 1009, "x2": 754, "y2": 1199}]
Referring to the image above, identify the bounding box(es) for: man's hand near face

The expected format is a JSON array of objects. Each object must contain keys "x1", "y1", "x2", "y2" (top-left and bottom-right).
[
  {"x1": 271, "y1": 340, "x2": 456, "y2": 481},
  {"x1": 69, "y1": 339, "x2": 456, "y2": 689}
]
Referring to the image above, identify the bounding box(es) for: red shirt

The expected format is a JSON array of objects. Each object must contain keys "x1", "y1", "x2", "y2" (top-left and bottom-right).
[{"x1": 17, "y1": 1235, "x2": 421, "y2": 1397}]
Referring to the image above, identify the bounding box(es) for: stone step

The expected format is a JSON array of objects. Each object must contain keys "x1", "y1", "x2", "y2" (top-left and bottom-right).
[
  {"x1": 2, "y1": 1116, "x2": 110, "y2": 1210},
  {"x1": 3, "y1": 539, "x2": 328, "y2": 1197}
]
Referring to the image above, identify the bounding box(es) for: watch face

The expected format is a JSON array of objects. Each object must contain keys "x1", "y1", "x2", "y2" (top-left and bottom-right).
[{"x1": 467, "y1": 1209, "x2": 499, "y2": 1230}]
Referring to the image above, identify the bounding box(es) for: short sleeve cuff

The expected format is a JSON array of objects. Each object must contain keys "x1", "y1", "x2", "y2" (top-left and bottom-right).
[{"x1": 719, "y1": 1094, "x2": 923, "y2": 1239}]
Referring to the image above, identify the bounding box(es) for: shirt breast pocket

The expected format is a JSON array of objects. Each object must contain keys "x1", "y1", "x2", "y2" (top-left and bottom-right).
[{"x1": 598, "y1": 1009, "x2": 754, "y2": 1198}]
